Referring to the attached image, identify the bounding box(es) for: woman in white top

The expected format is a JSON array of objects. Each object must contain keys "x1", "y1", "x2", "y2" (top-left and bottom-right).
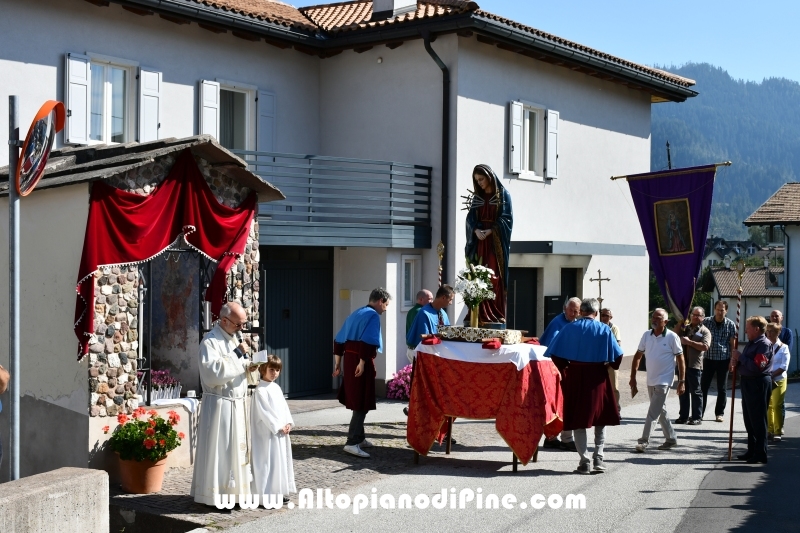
[{"x1": 766, "y1": 323, "x2": 791, "y2": 442}]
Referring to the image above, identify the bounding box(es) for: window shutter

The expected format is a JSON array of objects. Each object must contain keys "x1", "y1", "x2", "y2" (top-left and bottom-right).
[
  {"x1": 64, "y1": 53, "x2": 91, "y2": 145},
  {"x1": 545, "y1": 109, "x2": 559, "y2": 179},
  {"x1": 508, "y1": 101, "x2": 523, "y2": 174},
  {"x1": 256, "y1": 90, "x2": 275, "y2": 153},
  {"x1": 199, "y1": 80, "x2": 220, "y2": 139},
  {"x1": 138, "y1": 68, "x2": 162, "y2": 142}
]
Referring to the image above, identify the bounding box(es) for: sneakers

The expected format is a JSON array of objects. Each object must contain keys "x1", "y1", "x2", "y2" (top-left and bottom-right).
[
  {"x1": 635, "y1": 442, "x2": 648, "y2": 453},
  {"x1": 543, "y1": 438, "x2": 562, "y2": 449},
  {"x1": 560, "y1": 441, "x2": 578, "y2": 452},
  {"x1": 657, "y1": 441, "x2": 678, "y2": 450},
  {"x1": 360, "y1": 439, "x2": 374, "y2": 448},
  {"x1": 687, "y1": 419, "x2": 702, "y2": 425},
  {"x1": 593, "y1": 457, "x2": 607, "y2": 472},
  {"x1": 575, "y1": 462, "x2": 592, "y2": 475},
  {"x1": 774, "y1": 435, "x2": 782, "y2": 443},
  {"x1": 715, "y1": 415, "x2": 724, "y2": 422},
  {"x1": 343, "y1": 444, "x2": 370, "y2": 458},
  {"x1": 673, "y1": 418, "x2": 688, "y2": 424}
]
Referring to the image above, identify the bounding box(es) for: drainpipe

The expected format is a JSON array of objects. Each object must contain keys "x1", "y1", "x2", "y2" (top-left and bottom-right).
[{"x1": 421, "y1": 30, "x2": 450, "y2": 285}]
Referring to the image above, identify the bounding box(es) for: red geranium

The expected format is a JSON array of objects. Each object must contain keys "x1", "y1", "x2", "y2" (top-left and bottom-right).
[
  {"x1": 143, "y1": 438, "x2": 156, "y2": 450},
  {"x1": 105, "y1": 408, "x2": 185, "y2": 463},
  {"x1": 102, "y1": 425, "x2": 110, "y2": 434},
  {"x1": 145, "y1": 428, "x2": 155, "y2": 436}
]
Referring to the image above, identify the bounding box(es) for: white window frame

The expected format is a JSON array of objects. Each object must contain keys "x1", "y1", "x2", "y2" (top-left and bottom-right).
[
  {"x1": 760, "y1": 297, "x2": 771, "y2": 307},
  {"x1": 518, "y1": 101, "x2": 546, "y2": 182},
  {"x1": 216, "y1": 79, "x2": 256, "y2": 151},
  {"x1": 86, "y1": 53, "x2": 137, "y2": 146},
  {"x1": 401, "y1": 254, "x2": 422, "y2": 311}
]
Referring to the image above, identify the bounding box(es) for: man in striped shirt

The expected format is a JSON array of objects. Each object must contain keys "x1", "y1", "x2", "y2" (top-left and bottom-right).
[{"x1": 701, "y1": 301, "x2": 737, "y2": 422}]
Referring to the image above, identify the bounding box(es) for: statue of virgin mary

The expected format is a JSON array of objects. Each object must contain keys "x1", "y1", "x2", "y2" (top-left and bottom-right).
[{"x1": 464, "y1": 164, "x2": 513, "y2": 324}]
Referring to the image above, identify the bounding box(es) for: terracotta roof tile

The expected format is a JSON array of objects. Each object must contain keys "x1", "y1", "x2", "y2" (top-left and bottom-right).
[
  {"x1": 744, "y1": 183, "x2": 800, "y2": 225},
  {"x1": 299, "y1": 1, "x2": 692, "y2": 88},
  {"x1": 300, "y1": 0, "x2": 475, "y2": 32},
  {"x1": 711, "y1": 267, "x2": 784, "y2": 298},
  {"x1": 189, "y1": 0, "x2": 318, "y2": 30}
]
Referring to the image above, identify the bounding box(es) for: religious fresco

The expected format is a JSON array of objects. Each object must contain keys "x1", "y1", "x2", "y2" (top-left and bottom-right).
[{"x1": 654, "y1": 198, "x2": 694, "y2": 256}]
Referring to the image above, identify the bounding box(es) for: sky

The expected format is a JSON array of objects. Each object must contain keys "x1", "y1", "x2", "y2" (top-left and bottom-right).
[{"x1": 292, "y1": 0, "x2": 800, "y2": 84}]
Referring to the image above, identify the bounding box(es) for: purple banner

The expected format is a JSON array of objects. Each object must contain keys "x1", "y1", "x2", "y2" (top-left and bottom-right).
[{"x1": 627, "y1": 165, "x2": 717, "y2": 322}]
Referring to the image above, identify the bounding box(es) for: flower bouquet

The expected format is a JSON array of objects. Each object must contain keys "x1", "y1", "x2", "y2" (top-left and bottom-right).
[
  {"x1": 454, "y1": 262, "x2": 496, "y2": 328},
  {"x1": 137, "y1": 369, "x2": 182, "y2": 401},
  {"x1": 103, "y1": 408, "x2": 186, "y2": 494},
  {"x1": 386, "y1": 364, "x2": 413, "y2": 400}
]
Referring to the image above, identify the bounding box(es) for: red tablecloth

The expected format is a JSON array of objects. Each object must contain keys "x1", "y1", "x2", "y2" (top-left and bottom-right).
[{"x1": 406, "y1": 352, "x2": 563, "y2": 465}]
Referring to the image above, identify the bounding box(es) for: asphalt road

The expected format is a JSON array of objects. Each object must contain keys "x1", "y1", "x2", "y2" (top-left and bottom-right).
[{"x1": 224, "y1": 383, "x2": 798, "y2": 533}]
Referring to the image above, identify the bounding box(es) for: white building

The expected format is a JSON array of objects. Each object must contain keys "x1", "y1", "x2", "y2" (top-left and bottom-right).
[
  {"x1": 710, "y1": 267, "x2": 784, "y2": 344},
  {"x1": 0, "y1": 0, "x2": 697, "y2": 476}
]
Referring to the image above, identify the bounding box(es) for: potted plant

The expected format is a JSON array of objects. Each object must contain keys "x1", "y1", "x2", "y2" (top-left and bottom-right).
[
  {"x1": 103, "y1": 407, "x2": 186, "y2": 494},
  {"x1": 454, "y1": 262, "x2": 496, "y2": 328}
]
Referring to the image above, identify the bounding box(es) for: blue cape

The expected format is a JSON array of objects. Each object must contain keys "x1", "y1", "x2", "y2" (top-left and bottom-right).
[
  {"x1": 406, "y1": 303, "x2": 450, "y2": 348},
  {"x1": 539, "y1": 312, "x2": 570, "y2": 347},
  {"x1": 335, "y1": 306, "x2": 383, "y2": 353},
  {"x1": 544, "y1": 317, "x2": 623, "y2": 363}
]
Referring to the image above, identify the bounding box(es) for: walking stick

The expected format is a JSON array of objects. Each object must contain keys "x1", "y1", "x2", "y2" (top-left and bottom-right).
[{"x1": 727, "y1": 263, "x2": 745, "y2": 461}]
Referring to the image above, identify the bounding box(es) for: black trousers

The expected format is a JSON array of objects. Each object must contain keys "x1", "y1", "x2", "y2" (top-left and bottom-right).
[
  {"x1": 740, "y1": 375, "x2": 771, "y2": 460},
  {"x1": 701, "y1": 359, "x2": 730, "y2": 417},
  {"x1": 679, "y1": 368, "x2": 703, "y2": 421},
  {"x1": 346, "y1": 410, "x2": 368, "y2": 446}
]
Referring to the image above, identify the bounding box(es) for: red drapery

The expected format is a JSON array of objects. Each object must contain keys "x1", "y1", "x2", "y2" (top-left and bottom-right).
[
  {"x1": 74, "y1": 149, "x2": 256, "y2": 359},
  {"x1": 407, "y1": 353, "x2": 563, "y2": 465}
]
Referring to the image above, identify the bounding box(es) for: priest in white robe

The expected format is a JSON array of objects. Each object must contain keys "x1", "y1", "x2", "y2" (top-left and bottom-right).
[
  {"x1": 191, "y1": 302, "x2": 257, "y2": 506},
  {"x1": 250, "y1": 352, "x2": 296, "y2": 498}
]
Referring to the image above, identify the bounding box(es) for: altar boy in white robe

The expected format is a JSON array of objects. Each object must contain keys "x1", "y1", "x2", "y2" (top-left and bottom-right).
[{"x1": 251, "y1": 353, "x2": 296, "y2": 503}]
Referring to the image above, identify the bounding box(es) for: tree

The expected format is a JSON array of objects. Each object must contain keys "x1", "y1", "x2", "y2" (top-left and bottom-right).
[{"x1": 748, "y1": 226, "x2": 768, "y2": 247}]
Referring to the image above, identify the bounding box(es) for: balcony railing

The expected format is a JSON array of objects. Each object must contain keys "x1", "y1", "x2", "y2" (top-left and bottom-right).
[{"x1": 234, "y1": 150, "x2": 433, "y2": 248}]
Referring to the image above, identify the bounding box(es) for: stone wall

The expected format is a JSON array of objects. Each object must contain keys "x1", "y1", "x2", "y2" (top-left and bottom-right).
[{"x1": 86, "y1": 152, "x2": 258, "y2": 417}]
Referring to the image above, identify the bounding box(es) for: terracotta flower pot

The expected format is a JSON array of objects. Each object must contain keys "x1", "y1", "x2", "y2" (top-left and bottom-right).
[{"x1": 117, "y1": 455, "x2": 168, "y2": 494}]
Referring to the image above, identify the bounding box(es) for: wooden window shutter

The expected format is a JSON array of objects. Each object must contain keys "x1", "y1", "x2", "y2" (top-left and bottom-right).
[
  {"x1": 508, "y1": 101, "x2": 523, "y2": 174},
  {"x1": 64, "y1": 53, "x2": 91, "y2": 145},
  {"x1": 545, "y1": 109, "x2": 559, "y2": 179},
  {"x1": 138, "y1": 68, "x2": 162, "y2": 142},
  {"x1": 198, "y1": 80, "x2": 220, "y2": 139}
]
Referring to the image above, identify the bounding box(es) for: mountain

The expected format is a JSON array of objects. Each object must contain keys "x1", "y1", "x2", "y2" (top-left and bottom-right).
[{"x1": 650, "y1": 63, "x2": 800, "y2": 239}]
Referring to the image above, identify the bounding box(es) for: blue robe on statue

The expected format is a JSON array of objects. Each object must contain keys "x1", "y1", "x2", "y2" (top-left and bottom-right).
[
  {"x1": 334, "y1": 306, "x2": 383, "y2": 412},
  {"x1": 406, "y1": 303, "x2": 450, "y2": 348}
]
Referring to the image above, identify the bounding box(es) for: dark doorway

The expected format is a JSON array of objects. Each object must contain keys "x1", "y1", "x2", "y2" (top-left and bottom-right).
[
  {"x1": 261, "y1": 246, "x2": 334, "y2": 397},
  {"x1": 561, "y1": 268, "x2": 581, "y2": 300},
  {"x1": 508, "y1": 268, "x2": 538, "y2": 336}
]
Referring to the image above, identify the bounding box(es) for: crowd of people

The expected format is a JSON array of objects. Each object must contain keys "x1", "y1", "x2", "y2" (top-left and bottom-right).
[{"x1": 189, "y1": 291, "x2": 793, "y2": 507}]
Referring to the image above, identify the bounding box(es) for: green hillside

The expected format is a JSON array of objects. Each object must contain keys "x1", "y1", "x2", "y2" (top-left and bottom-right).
[{"x1": 651, "y1": 63, "x2": 800, "y2": 239}]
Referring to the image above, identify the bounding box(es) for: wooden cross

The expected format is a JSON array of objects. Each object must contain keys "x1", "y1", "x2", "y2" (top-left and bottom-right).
[{"x1": 589, "y1": 269, "x2": 610, "y2": 308}]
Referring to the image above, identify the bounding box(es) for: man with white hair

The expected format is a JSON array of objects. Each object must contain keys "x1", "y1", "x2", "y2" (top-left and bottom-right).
[
  {"x1": 630, "y1": 308, "x2": 686, "y2": 453},
  {"x1": 770, "y1": 309, "x2": 793, "y2": 353},
  {"x1": 191, "y1": 301, "x2": 256, "y2": 506},
  {"x1": 539, "y1": 296, "x2": 581, "y2": 451}
]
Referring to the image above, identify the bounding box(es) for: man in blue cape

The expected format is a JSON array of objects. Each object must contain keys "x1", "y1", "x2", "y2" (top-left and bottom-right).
[
  {"x1": 406, "y1": 285, "x2": 454, "y2": 348},
  {"x1": 333, "y1": 288, "x2": 391, "y2": 458},
  {"x1": 539, "y1": 297, "x2": 581, "y2": 451},
  {"x1": 544, "y1": 298, "x2": 623, "y2": 475}
]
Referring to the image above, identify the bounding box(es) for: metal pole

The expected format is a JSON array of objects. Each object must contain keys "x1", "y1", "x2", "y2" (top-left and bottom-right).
[
  {"x1": 8, "y1": 96, "x2": 20, "y2": 480},
  {"x1": 728, "y1": 274, "x2": 743, "y2": 461}
]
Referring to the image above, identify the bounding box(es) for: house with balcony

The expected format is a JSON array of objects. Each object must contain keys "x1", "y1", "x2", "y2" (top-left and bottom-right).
[{"x1": 1, "y1": 0, "x2": 697, "y2": 477}]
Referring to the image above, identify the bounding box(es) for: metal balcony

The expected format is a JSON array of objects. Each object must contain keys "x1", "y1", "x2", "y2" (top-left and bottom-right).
[{"x1": 234, "y1": 150, "x2": 432, "y2": 248}]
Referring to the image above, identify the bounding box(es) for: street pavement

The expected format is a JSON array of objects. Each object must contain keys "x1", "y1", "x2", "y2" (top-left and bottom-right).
[{"x1": 223, "y1": 382, "x2": 799, "y2": 533}]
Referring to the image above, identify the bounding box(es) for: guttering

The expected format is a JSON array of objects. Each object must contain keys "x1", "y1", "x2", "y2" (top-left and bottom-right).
[
  {"x1": 421, "y1": 30, "x2": 450, "y2": 285},
  {"x1": 470, "y1": 16, "x2": 697, "y2": 102}
]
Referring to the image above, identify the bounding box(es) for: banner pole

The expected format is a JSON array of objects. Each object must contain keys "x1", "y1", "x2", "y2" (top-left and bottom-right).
[
  {"x1": 610, "y1": 161, "x2": 731, "y2": 181},
  {"x1": 728, "y1": 269, "x2": 744, "y2": 461}
]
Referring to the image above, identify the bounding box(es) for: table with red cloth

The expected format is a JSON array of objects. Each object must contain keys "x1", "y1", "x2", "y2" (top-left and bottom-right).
[{"x1": 406, "y1": 341, "x2": 563, "y2": 466}]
